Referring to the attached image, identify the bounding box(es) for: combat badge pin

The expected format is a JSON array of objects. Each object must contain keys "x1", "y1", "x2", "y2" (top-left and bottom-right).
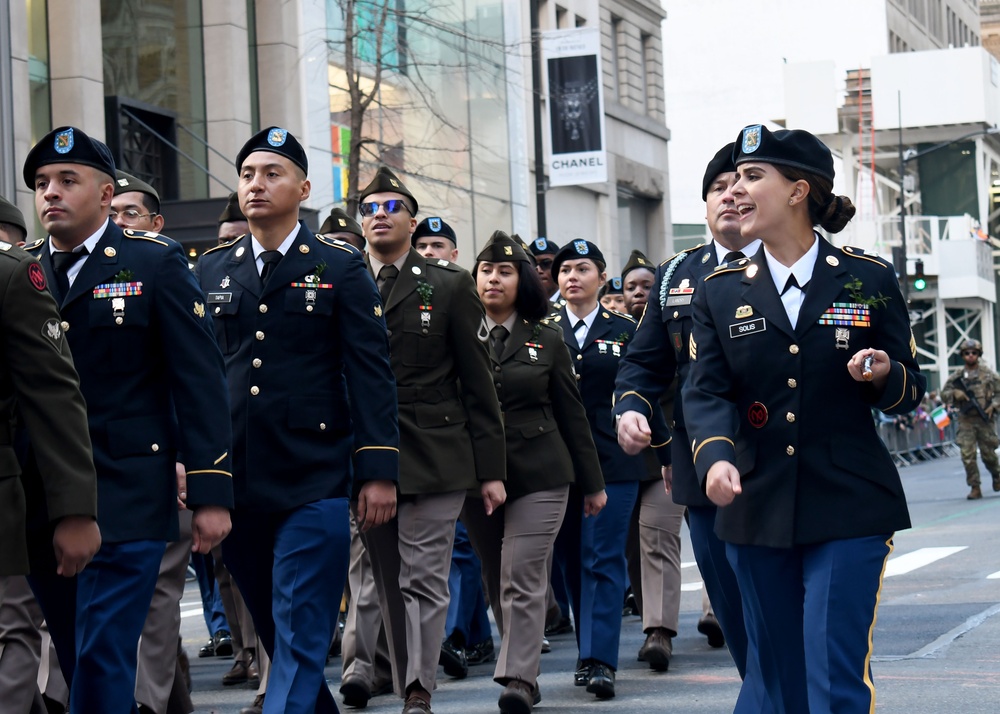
[
  {"x1": 528, "y1": 346, "x2": 538, "y2": 362},
  {"x1": 221, "y1": 276, "x2": 231, "y2": 289},
  {"x1": 598, "y1": 341, "x2": 608, "y2": 355},
  {"x1": 112, "y1": 297, "x2": 125, "y2": 325},
  {"x1": 735, "y1": 305, "x2": 753, "y2": 319},
  {"x1": 835, "y1": 327, "x2": 850, "y2": 350}
]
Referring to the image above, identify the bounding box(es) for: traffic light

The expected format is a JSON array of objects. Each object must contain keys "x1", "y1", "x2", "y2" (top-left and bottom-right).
[{"x1": 913, "y1": 259, "x2": 927, "y2": 291}]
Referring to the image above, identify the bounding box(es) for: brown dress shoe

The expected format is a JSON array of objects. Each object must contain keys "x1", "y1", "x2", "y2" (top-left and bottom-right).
[
  {"x1": 222, "y1": 660, "x2": 249, "y2": 686},
  {"x1": 402, "y1": 693, "x2": 433, "y2": 714},
  {"x1": 247, "y1": 659, "x2": 260, "y2": 688},
  {"x1": 240, "y1": 693, "x2": 265, "y2": 714},
  {"x1": 640, "y1": 628, "x2": 672, "y2": 672},
  {"x1": 498, "y1": 679, "x2": 534, "y2": 714}
]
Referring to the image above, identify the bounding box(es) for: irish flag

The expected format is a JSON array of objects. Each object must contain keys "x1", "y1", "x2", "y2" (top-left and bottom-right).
[{"x1": 931, "y1": 405, "x2": 950, "y2": 429}]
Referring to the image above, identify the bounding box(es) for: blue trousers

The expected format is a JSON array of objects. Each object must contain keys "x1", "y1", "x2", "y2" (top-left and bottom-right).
[
  {"x1": 224, "y1": 498, "x2": 350, "y2": 714},
  {"x1": 191, "y1": 550, "x2": 229, "y2": 635},
  {"x1": 445, "y1": 521, "x2": 492, "y2": 646},
  {"x1": 29, "y1": 539, "x2": 164, "y2": 714},
  {"x1": 727, "y1": 535, "x2": 894, "y2": 714},
  {"x1": 578, "y1": 480, "x2": 639, "y2": 669}
]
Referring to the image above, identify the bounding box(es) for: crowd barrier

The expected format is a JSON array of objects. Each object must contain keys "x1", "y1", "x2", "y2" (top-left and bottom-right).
[{"x1": 876, "y1": 419, "x2": 960, "y2": 467}]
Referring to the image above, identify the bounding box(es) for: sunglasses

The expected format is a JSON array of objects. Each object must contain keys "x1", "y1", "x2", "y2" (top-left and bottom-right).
[
  {"x1": 358, "y1": 200, "x2": 411, "y2": 218},
  {"x1": 963, "y1": 350, "x2": 979, "y2": 356}
]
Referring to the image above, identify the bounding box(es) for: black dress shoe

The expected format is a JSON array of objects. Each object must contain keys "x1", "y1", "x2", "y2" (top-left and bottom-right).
[
  {"x1": 213, "y1": 629, "x2": 234, "y2": 658},
  {"x1": 466, "y1": 637, "x2": 495, "y2": 666},
  {"x1": 340, "y1": 674, "x2": 372, "y2": 708},
  {"x1": 198, "y1": 638, "x2": 215, "y2": 658},
  {"x1": 697, "y1": 613, "x2": 726, "y2": 648},
  {"x1": 439, "y1": 636, "x2": 468, "y2": 679},
  {"x1": 573, "y1": 659, "x2": 592, "y2": 686},
  {"x1": 586, "y1": 662, "x2": 616, "y2": 699},
  {"x1": 544, "y1": 615, "x2": 573, "y2": 636}
]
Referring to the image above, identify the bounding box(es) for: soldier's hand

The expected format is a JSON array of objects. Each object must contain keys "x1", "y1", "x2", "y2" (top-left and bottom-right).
[
  {"x1": 583, "y1": 489, "x2": 607, "y2": 517},
  {"x1": 53, "y1": 516, "x2": 101, "y2": 577},
  {"x1": 662, "y1": 465, "x2": 673, "y2": 494},
  {"x1": 481, "y1": 480, "x2": 507, "y2": 516},
  {"x1": 847, "y1": 348, "x2": 890, "y2": 388},
  {"x1": 952, "y1": 389, "x2": 968, "y2": 402},
  {"x1": 706, "y1": 461, "x2": 741, "y2": 507},
  {"x1": 176, "y1": 462, "x2": 188, "y2": 511},
  {"x1": 191, "y1": 506, "x2": 232, "y2": 554},
  {"x1": 617, "y1": 411, "x2": 652, "y2": 455},
  {"x1": 987, "y1": 405, "x2": 996, "y2": 419},
  {"x1": 357, "y1": 480, "x2": 397, "y2": 532}
]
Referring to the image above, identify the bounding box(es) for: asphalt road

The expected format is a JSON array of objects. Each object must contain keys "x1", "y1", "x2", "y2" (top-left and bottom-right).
[{"x1": 183, "y1": 452, "x2": 1000, "y2": 713}]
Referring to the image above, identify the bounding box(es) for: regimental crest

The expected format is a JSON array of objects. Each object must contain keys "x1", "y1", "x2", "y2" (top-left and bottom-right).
[
  {"x1": 503, "y1": 246, "x2": 513, "y2": 256},
  {"x1": 338, "y1": 218, "x2": 347, "y2": 227},
  {"x1": 573, "y1": 240, "x2": 589, "y2": 255},
  {"x1": 54, "y1": 129, "x2": 74, "y2": 154},
  {"x1": 611, "y1": 277, "x2": 622, "y2": 290},
  {"x1": 429, "y1": 217, "x2": 442, "y2": 232},
  {"x1": 534, "y1": 238, "x2": 548, "y2": 251},
  {"x1": 267, "y1": 128, "x2": 287, "y2": 147},
  {"x1": 389, "y1": 178, "x2": 399, "y2": 188},
  {"x1": 742, "y1": 125, "x2": 762, "y2": 154}
]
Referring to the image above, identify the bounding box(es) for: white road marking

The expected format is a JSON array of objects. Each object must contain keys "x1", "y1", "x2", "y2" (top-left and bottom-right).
[{"x1": 884, "y1": 546, "x2": 967, "y2": 577}]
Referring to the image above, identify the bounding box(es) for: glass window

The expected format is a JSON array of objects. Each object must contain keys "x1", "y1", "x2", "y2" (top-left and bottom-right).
[{"x1": 27, "y1": 0, "x2": 51, "y2": 144}]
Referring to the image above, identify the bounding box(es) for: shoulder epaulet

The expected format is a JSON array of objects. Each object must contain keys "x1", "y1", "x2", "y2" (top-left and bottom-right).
[
  {"x1": 0, "y1": 242, "x2": 21, "y2": 260},
  {"x1": 658, "y1": 243, "x2": 705, "y2": 267},
  {"x1": 316, "y1": 234, "x2": 358, "y2": 254},
  {"x1": 704, "y1": 257, "x2": 752, "y2": 281},
  {"x1": 22, "y1": 239, "x2": 44, "y2": 252},
  {"x1": 841, "y1": 245, "x2": 889, "y2": 268},
  {"x1": 123, "y1": 228, "x2": 169, "y2": 247},
  {"x1": 545, "y1": 313, "x2": 562, "y2": 323},
  {"x1": 427, "y1": 258, "x2": 461, "y2": 272},
  {"x1": 608, "y1": 309, "x2": 636, "y2": 324},
  {"x1": 537, "y1": 318, "x2": 561, "y2": 333},
  {"x1": 201, "y1": 237, "x2": 244, "y2": 256}
]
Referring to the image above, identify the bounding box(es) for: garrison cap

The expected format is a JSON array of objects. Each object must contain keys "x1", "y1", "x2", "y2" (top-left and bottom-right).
[
  {"x1": 529, "y1": 237, "x2": 560, "y2": 256},
  {"x1": 512, "y1": 234, "x2": 536, "y2": 265},
  {"x1": 114, "y1": 170, "x2": 159, "y2": 202},
  {"x1": 359, "y1": 166, "x2": 419, "y2": 215},
  {"x1": 412, "y1": 217, "x2": 457, "y2": 247},
  {"x1": 0, "y1": 196, "x2": 27, "y2": 235},
  {"x1": 552, "y1": 240, "x2": 605, "y2": 277},
  {"x1": 621, "y1": 249, "x2": 654, "y2": 279},
  {"x1": 236, "y1": 127, "x2": 308, "y2": 175},
  {"x1": 734, "y1": 124, "x2": 834, "y2": 182},
  {"x1": 218, "y1": 192, "x2": 246, "y2": 224},
  {"x1": 23, "y1": 126, "x2": 116, "y2": 188},
  {"x1": 320, "y1": 207, "x2": 364, "y2": 242},
  {"x1": 476, "y1": 230, "x2": 530, "y2": 263},
  {"x1": 702, "y1": 142, "x2": 737, "y2": 200}
]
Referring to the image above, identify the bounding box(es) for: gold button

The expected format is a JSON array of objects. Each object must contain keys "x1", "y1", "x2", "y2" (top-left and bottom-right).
[
  {"x1": 215, "y1": 306, "x2": 221, "y2": 314},
  {"x1": 306, "y1": 305, "x2": 314, "y2": 312},
  {"x1": 256, "y1": 331, "x2": 265, "y2": 340},
  {"x1": 421, "y1": 328, "x2": 428, "y2": 334},
  {"x1": 538, "y1": 426, "x2": 544, "y2": 432},
  {"x1": 789, "y1": 344, "x2": 799, "y2": 355},
  {"x1": 444, "y1": 416, "x2": 450, "y2": 422},
  {"x1": 576, "y1": 374, "x2": 581, "y2": 381},
  {"x1": 577, "y1": 354, "x2": 583, "y2": 361},
  {"x1": 673, "y1": 311, "x2": 679, "y2": 318},
  {"x1": 151, "y1": 443, "x2": 159, "y2": 452},
  {"x1": 787, "y1": 378, "x2": 797, "y2": 388},
  {"x1": 115, "y1": 317, "x2": 123, "y2": 325},
  {"x1": 259, "y1": 304, "x2": 268, "y2": 314},
  {"x1": 252, "y1": 358, "x2": 262, "y2": 368},
  {"x1": 786, "y1": 445, "x2": 795, "y2": 456},
  {"x1": 495, "y1": 382, "x2": 502, "y2": 389},
  {"x1": 494, "y1": 366, "x2": 501, "y2": 373},
  {"x1": 786, "y1": 412, "x2": 796, "y2": 423},
  {"x1": 60, "y1": 321, "x2": 69, "y2": 331},
  {"x1": 320, "y1": 423, "x2": 327, "y2": 430},
  {"x1": 250, "y1": 386, "x2": 260, "y2": 396}
]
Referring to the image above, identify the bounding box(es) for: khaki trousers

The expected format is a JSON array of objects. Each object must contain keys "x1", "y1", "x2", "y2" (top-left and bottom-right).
[{"x1": 627, "y1": 479, "x2": 685, "y2": 634}]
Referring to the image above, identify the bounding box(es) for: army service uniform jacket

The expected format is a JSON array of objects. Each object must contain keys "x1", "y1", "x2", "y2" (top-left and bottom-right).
[
  {"x1": 26, "y1": 224, "x2": 233, "y2": 542},
  {"x1": 374, "y1": 249, "x2": 505, "y2": 495},
  {"x1": 196, "y1": 227, "x2": 399, "y2": 510},
  {"x1": 491, "y1": 316, "x2": 604, "y2": 501},
  {"x1": 0, "y1": 246, "x2": 96, "y2": 574},
  {"x1": 682, "y1": 238, "x2": 924, "y2": 548}
]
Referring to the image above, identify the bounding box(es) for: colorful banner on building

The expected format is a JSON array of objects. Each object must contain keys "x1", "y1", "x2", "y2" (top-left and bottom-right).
[
  {"x1": 331, "y1": 124, "x2": 351, "y2": 203},
  {"x1": 542, "y1": 27, "x2": 607, "y2": 187}
]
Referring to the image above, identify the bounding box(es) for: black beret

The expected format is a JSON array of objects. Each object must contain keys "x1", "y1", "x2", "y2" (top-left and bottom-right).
[
  {"x1": 0, "y1": 195, "x2": 26, "y2": 234},
  {"x1": 235, "y1": 127, "x2": 308, "y2": 175},
  {"x1": 218, "y1": 192, "x2": 246, "y2": 224},
  {"x1": 552, "y1": 240, "x2": 605, "y2": 277},
  {"x1": 358, "y1": 166, "x2": 419, "y2": 216},
  {"x1": 604, "y1": 277, "x2": 623, "y2": 295},
  {"x1": 702, "y1": 142, "x2": 737, "y2": 201},
  {"x1": 621, "y1": 249, "x2": 655, "y2": 278},
  {"x1": 411, "y1": 217, "x2": 457, "y2": 246},
  {"x1": 476, "y1": 230, "x2": 530, "y2": 263},
  {"x1": 114, "y1": 170, "x2": 159, "y2": 202},
  {"x1": 733, "y1": 124, "x2": 834, "y2": 182},
  {"x1": 23, "y1": 126, "x2": 116, "y2": 188},
  {"x1": 320, "y1": 207, "x2": 364, "y2": 242},
  {"x1": 528, "y1": 237, "x2": 560, "y2": 256}
]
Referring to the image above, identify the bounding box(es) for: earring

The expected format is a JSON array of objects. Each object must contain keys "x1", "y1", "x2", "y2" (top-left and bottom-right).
[{"x1": 788, "y1": 198, "x2": 794, "y2": 205}]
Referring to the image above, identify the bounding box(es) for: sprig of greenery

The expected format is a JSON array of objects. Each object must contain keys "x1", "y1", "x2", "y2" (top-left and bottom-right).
[
  {"x1": 416, "y1": 281, "x2": 434, "y2": 308},
  {"x1": 112, "y1": 269, "x2": 134, "y2": 283},
  {"x1": 845, "y1": 276, "x2": 891, "y2": 309}
]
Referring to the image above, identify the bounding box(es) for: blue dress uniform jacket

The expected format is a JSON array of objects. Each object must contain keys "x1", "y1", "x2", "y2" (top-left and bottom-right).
[
  {"x1": 195, "y1": 227, "x2": 399, "y2": 510},
  {"x1": 682, "y1": 238, "x2": 924, "y2": 548},
  {"x1": 614, "y1": 242, "x2": 719, "y2": 506},
  {"x1": 25, "y1": 224, "x2": 233, "y2": 542}
]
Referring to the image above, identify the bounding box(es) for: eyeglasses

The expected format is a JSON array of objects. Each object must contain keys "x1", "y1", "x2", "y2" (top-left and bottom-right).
[
  {"x1": 536, "y1": 258, "x2": 554, "y2": 269},
  {"x1": 962, "y1": 350, "x2": 979, "y2": 356},
  {"x1": 358, "y1": 200, "x2": 411, "y2": 218},
  {"x1": 110, "y1": 209, "x2": 157, "y2": 225}
]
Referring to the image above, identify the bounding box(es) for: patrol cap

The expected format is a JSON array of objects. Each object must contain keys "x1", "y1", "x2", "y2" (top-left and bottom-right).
[
  {"x1": 23, "y1": 126, "x2": 116, "y2": 189},
  {"x1": 733, "y1": 124, "x2": 834, "y2": 182},
  {"x1": 218, "y1": 192, "x2": 246, "y2": 224},
  {"x1": 702, "y1": 142, "x2": 737, "y2": 200},
  {"x1": 603, "y1": 277, "x2": 623, "y2": 295},
  {"x1": 621, "y1": 249, "x2": 654, "y2": 279},
  {"x1": 529, "y1": 237, "x2": 560, "y2": 257},
  {"x1": 551, "y1": 240, "x2": 605, "y2": 277},
  {"x1": 358, "y1": 166, "x2": 419, "y2": 215},
  {"x1": 476, "y1": 230, "x2": 530, "y2": 263},
  {"x1": 320, "y1": 207, "x2": 364, "y2": 243},
  {"x1": 114, "y1": 170, "x2": 159, "y2": 202},
  {"x1": 0, "y1": 195, "x2": 27, "y2": 235},
  {"x1": 412, "y1": 217, "x2": 457, "y2": 247},
  {"x1": 236, "y1": 127, "x2": 308, "y2": 176}
]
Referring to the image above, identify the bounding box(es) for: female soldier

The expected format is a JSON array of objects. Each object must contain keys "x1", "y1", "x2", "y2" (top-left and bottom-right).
[
  {"x1": 461, "y1": 231, "x2": 606, "y2": 714},
  {"x1": 550, "y1": 240, "x2": 669, "y2": 700},
  {"x1": 683, "y1": 125, "x2": 924, "y2": 713}
]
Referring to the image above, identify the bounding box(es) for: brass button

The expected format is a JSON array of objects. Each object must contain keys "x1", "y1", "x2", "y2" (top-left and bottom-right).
[
  {"x1": 250, "y1": 386, "x2": 260, "y2": 396},
  {"x1": 789, "y1": 344, "x2": 799, "y2": 355},
  {"x1": 444, "y1": 416, "x2": 450, "y2": 422},
  {"x1": 255, "y1": 331, "x2": 265, "y2": 340},
  {"x1": 387, "y1": 329, "x2": 393, "y2": 337},
  {"x1": 421, "y1": 328, "x2": 428, "y2": 334},
  {"x1": 787, "y1": 378, "x2": 797, "y2": 388},
  {"x1": 786, "y1": 412, "x2": 796, "y2": 423},
  {"x1": 673, "y1": 311, "x2": 679, "y2": 318},
  {"x1": 115, "y1": 317, "x2": 124, "y2": 325},
  {"x1": 576, "y1": 354, "x2": 583, "y2": 361},
  {"x1": 320, "y1": 423, "x2": 327, "y2": 431},
  {"x1": 576, "y1": 373, "x2": 581, "y2": 381},
  {"x1": 538, "y1": 426, "x2": 544, "y2": 432},
  {"x1": 786, "y1": 445, "x2": 795, "y2": 456},
  {"x1": 494, "y1": 366, "x2": 501, "y2": 373},
  {"x1": 306, "y1": 305, "x2": 314, "y2": 312},
  {"x1": 495, "y1": 382, "x2": 502, "y2": 389},
  {"x1": 215, "y1": 306, "x2": 221, "y2": 314},
  {"x1": 259, "y1": 304, "x2": 268, "y2": 314},
  {"x1": 60, "y1": 321, "x2": 69, "y2": 331},
  {"x1": 252, "y1": 358, "x2": 262, "y2": 368},
  {"x1": 151, "y1": 443, "x2": 159, "y2": 452}
]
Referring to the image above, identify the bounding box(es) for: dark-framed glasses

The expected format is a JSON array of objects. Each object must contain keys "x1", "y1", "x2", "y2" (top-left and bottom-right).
[
  {"x1": 110, "y1": 209, "x2": 157, "y2": 225},
  {"x1": 358, "y1": 200, "x2": 410, "y2": 218}
]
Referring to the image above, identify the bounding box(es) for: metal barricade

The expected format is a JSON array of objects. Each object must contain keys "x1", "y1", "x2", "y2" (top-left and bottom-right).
[{"x1": 876, "y1": 417, "x2": 959, "y2": 467}]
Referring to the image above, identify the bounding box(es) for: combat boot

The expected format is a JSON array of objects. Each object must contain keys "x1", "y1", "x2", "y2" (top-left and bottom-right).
[
  {"x1": 992, "y1": 474, "x2": 1000, "y2": 492},
  {"x1": 968, "y1": 485, "x2": 983, "y2": 500}
]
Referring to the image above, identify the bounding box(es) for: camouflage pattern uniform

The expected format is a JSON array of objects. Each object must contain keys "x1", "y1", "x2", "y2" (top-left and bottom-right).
[{"x1": 941, "y1": 362, "x2": 1000, "y2": 491}]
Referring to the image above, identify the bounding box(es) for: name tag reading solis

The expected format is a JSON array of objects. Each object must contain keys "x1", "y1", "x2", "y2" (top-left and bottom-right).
[{"x1": 729, "y1": 318, "x2": 766, "y2": 339}]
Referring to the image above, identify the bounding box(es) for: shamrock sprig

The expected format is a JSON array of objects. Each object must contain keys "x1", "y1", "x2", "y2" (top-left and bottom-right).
[{"x1": 845, "y1": 276, "x2": 891, "y2": 309}]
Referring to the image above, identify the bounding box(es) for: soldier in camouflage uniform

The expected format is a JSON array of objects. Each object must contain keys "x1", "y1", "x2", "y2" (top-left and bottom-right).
[{"x1": 941, "y1": 339, "x2": 1000, "y2": 499}]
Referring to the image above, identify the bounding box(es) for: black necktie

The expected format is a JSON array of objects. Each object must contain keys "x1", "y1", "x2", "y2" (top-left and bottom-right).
[
  {"x1": 51, "y1": 248, "x2": 88, "y2": 301},
  {"x1": 260, "y1": 250, "x2": 283, "y2": 287},
  {"x1": 378, "y1": 265, "x2": 399, "y2": 302},
  {"x1": 782, "y1": 274, "x2": 809, "y2": 295},
  {"x1": 490, "y1": 325, "x2": 509, "y2": 360},
  {"x1": 722, "y1": 250, "x2": 746, "y2": 264}
]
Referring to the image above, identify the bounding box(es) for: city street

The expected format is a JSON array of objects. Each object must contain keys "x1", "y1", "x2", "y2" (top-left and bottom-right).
[{"x1": 184, "y1": 453, "x2": 1000, "y2": 713}]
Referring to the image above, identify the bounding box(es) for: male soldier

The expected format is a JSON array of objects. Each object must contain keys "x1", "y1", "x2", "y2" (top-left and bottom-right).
[
  {"x1": 0, "y1": 196, "x2": 28, "y2": 245},
  {"x1": 528, "y1": 237, "x2": 560, "y2": 301},
  {"x1": 23, "y1": 126, "x2": 233, "y2": 713},
  {"x1": 196, "y1": 127, "x2": 398, "y2": 714},
  {"x1": 218, "y1": 192, "x2": 250, "y2": 244},
  {"x1": 358, "y1": 166, "x2": 506, "y2": 714},
  {"x1": 942, "y1": 339, "x2": 1000, "y2": 499},
  {"x1": 319, "y1": 207, "x2": 365, "y2": 251},
  {"x1": 613, "y1": 143, "x2": 767, "y2": 707},
  {"x1": 411, "y1": 216, "x2": 458, "y2": 263}
]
